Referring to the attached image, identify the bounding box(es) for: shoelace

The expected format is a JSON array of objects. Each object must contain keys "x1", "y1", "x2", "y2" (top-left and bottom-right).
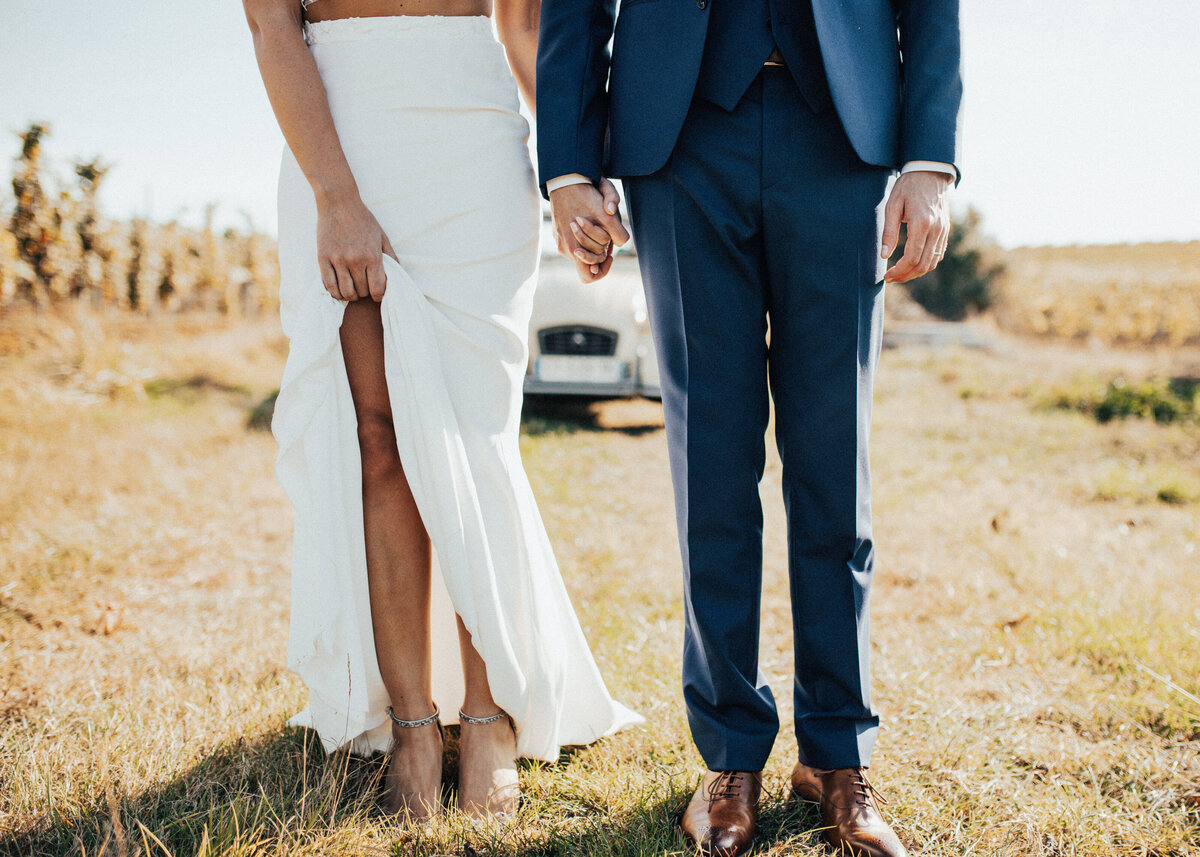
[
  {"x1": 706, "y1": 771, "x2": 745, "y2": 805},
  {"x1": 848, "y1": 767, "x2": 887, "y2": 808}
]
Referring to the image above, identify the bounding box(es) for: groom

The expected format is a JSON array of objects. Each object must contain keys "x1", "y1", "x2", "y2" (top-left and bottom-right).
[{"x1": 538, "y1": 2, "x2": 961, "y2": 855}]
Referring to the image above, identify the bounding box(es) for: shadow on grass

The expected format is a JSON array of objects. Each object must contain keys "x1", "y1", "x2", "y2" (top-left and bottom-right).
[
  {"x1": 528, "y1": 794, "x2": 827, "y2": 857},
  {"x1": 521, "y1": 395, "x2": 663, "y2": 438},
  {"x1": 2, "y1": 724, "x2": 824, "y2": 857},
  {"x1": 1, "y1": 726, "x2": 350, "y2": 857},
  {"x1": 428, "y1": 768, "x2": 827, "y2": 857},
  {"x1": 246, "y1": 389, "x2": 278, "y2": 431},
  {"x1": 247, "y1": 392, "x2": 664, "y2": 437}
]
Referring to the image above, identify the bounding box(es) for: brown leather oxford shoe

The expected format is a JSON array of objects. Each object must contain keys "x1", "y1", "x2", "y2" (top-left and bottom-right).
[
  {"x1": 680, "y1": 769, "x2": 762, "y2": 856},
  {"x1": 790, "y1": 763, "x2": 909, "y2": 857}
]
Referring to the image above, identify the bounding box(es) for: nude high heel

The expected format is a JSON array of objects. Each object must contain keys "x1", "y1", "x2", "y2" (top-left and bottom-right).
[
  {"x1": 457, "y1": 708, "x2": 520, "y2": 818},
  {"x1": 384, "y1": 704, "x2": 444, "y2": 821}
]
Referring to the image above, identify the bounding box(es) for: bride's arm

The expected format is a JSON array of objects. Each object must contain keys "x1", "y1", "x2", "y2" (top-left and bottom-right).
[
  {"x1": 243, "y1": 0, "x2": 395, "y2": 301},
  {"x1": 495, "y1": 0, "x2": 539, "y2": 109}
]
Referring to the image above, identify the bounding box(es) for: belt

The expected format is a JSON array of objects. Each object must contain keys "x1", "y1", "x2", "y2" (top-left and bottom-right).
[{"x1": 764, "y1": 47, "x2": 786, "y2": 68}]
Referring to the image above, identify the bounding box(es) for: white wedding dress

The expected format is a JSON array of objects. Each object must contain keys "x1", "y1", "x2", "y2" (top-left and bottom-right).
[{"x1": 273, "y1": 15, "x2": 641, "y2": 761}]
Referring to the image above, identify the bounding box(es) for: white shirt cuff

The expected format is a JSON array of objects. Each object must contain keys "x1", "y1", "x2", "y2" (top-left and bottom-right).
[
  {"x1": 546, "y1": 173, "x2": 593, "y2": 193},
  {"x1": 900, "y1": 160, "x2": 957, "y2": 180}
]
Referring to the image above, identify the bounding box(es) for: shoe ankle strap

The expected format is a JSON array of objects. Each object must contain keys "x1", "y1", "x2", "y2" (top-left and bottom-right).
[
  {"x1": 386, "y1": 704, "x2": 440, "y2": 728},
  {"x1": 458, "y1": 708, "x2": 507, "y2": 725}
]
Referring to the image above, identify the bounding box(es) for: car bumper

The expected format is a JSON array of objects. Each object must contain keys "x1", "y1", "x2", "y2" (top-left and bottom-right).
[
  {"x1": 523, "y1": 378, "x2": 661, "y2": 399},
  {"x1": 523, "y1": 356, "x2": 661, "y2": 399}
]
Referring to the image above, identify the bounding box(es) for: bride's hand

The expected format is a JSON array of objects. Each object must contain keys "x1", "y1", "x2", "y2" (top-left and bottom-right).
[{"x1": 316, "y1": 196, "x2": 397, "y2": 302}]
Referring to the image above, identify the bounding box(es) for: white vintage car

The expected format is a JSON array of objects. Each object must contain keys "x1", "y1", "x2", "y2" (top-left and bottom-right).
[{"x1": 525, "y1": 223, "x2": 661, "y2": 400}]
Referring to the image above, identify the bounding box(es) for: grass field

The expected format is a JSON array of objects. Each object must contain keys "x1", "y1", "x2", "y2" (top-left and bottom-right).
[
  {"x1": 1, "y1": 307, "x2": 1198, "y2": 857},
  {"x1": 994, "y1": 241, "x2": 1200, "y2": 347}
]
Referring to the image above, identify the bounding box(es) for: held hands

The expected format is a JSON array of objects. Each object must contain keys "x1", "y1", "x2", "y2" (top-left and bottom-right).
[
  {"x1": 548, "y1": 179, "x2": 631, "y2": 283},
  {"x1": 316, "y1": 193, "x2": 398, "y2": 301},
  {"x1": 881, "y1": 170, "x2": 954, "y2": 284}
]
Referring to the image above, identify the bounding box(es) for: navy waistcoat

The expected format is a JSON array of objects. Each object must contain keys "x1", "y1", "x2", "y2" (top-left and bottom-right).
[{"x1": 695, "y1": 0, "x2": 831, "y2": 114}]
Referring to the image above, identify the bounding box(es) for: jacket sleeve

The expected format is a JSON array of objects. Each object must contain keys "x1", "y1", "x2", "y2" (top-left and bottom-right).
[
  {"x1": 536, "y1": 0, "x2": 618, "y2": 196},
  {"x1": 894, "y1": 0, "x2": 963, "y2": 177}
]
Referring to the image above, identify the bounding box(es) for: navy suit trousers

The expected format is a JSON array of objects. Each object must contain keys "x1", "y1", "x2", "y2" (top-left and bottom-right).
[{"x1": 624, "y1": 70, "x2": 891, "y2": 771}]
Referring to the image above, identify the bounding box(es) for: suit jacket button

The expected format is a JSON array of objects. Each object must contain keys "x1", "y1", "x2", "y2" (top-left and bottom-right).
[{"x1": 696, "y1": 0, "x2": 707, "y2": 8}]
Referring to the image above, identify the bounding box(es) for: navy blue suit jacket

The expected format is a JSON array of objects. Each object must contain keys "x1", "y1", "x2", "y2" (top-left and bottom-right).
[{"x1": 537, "y1": 0, "x2": 963, "y2": 186}]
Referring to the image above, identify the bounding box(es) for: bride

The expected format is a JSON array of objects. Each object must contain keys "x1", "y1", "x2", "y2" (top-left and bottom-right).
[{"x1": 243, "y1": 0, "x2": 640, "y2": 820}]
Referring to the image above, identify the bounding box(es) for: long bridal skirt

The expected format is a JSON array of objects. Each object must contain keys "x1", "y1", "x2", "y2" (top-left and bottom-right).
[{"x1": 273, "y1": 15, "x2": 641, "y2": 761}]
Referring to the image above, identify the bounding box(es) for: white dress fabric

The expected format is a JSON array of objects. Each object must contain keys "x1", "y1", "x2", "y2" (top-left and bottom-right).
[{"x1": 273, "y1": 15, "x2": 642, "y2": 761}]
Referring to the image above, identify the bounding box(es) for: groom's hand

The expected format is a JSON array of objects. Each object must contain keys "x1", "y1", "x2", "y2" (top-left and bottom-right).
[
  {"x1": 549, "y1": 180, "x2": 631, "y2": 283},
  {"x1": 881, "y1": 170, "x2": 953, "y2": 284}
]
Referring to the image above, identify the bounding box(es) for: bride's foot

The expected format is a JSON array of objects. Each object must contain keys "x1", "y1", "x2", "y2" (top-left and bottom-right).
[
  {"x1": 457, "y1": 708, "x2": 519, "y2": 818},
  {"x1": 383, "y1": 705, "x2": 444, "y2": 821}
]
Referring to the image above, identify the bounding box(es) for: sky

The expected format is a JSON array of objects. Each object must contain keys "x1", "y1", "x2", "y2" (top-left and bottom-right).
[{"x1": 1, "y1": 0, "x2": 1198, "y2": 248}]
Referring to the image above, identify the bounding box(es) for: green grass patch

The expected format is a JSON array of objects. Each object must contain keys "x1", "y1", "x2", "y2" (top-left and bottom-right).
[
  {"x1": 1043, "y1": 376, "x2": 1199, "y2": 424},
  {"x1": 1014, "y1": 604, "x2": 1200, "y2": 742},
  {"x1": 1094, "y1": 462, "x2": 1200, "y2": 505},
  {"x1": 145, "y1": 375, "x2": 253, "y2": 402}
]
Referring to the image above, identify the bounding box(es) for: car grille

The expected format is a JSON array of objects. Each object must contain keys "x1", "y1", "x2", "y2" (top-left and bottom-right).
[{"x1": 538, "y1": 325, "x2": 618, "y2": 356}]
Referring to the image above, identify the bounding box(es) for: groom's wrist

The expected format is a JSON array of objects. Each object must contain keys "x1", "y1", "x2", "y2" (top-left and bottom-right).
[{"x1": 546, "y1": 173, "x2": 593, "y2": 194}]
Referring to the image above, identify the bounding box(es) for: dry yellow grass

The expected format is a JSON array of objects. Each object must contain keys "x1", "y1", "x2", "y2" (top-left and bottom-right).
[
  {"x1": 0, "y1": 308, "x2": 1198, "y2": 856},
  {"x1": 995, "y1": 242, "x2": 1200, "y2": 347}
]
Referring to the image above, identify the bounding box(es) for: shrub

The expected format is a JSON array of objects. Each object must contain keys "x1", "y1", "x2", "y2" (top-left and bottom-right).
[
  {"x1": 1047, "y1": 376, "x2": 1198, "y2": 425},
  {"x1": 902, "y1": 208, "x2": 1005, "y2": 321}
]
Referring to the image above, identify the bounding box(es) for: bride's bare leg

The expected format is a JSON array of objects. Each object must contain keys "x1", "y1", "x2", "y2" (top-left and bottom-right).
[
  {"x1": 341, "y1": 299, "x2": 442, "y2": 820},
  {"x1": 456, "y1": 617, "x2": 519, "y2": 817}
]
